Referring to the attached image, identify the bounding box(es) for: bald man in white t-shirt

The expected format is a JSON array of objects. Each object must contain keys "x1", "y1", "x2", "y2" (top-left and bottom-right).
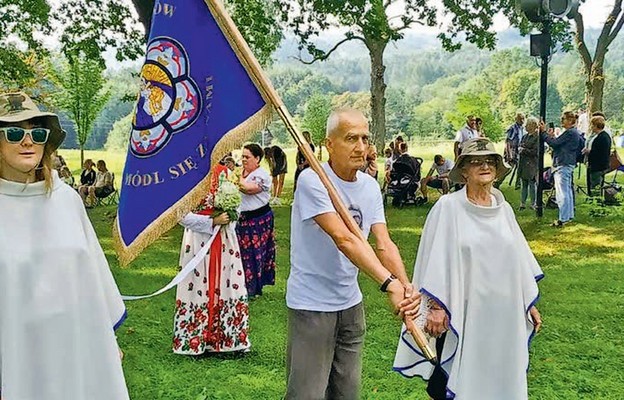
[{"x1": 285, "y1": 109, "x2": 419, "y2": 399}]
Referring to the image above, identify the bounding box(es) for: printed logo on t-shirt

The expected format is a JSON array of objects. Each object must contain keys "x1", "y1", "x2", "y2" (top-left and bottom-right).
[{"x1": 349, "y1": 204, "x2": 363, "y2": 229}]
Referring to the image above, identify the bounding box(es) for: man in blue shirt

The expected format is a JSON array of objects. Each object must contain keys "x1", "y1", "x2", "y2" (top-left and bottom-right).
[
  {"x1": 505, "y1": 113, "x2": 526, "y2": 189},
  {"x1": 542, "y1": 111, "x2": 582, "y2": 227}
]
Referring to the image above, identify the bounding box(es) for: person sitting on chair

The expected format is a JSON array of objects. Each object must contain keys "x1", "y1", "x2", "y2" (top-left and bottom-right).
[
  {"x1": 420, "y1": 154, "x2": 454, "y2": 202},
  {"x1": 80, "y1": 160, "x2": 113, "y2": 207},
  {"x1": 583, "y1": 115, "x2": 611, "y2": 195}
]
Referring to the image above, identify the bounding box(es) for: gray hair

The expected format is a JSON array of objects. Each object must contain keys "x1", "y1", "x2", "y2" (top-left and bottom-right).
[
  {"x1": 326, "y1": 108, "x2": 365, "y2": 138},
  {"x1": 525, "y1": 116, "x2": 539, "y2": 132}
]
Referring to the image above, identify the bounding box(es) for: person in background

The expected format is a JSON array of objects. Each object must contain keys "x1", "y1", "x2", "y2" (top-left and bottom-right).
[
  {"x1": 383, "y1": 147, "x2": 394, "y2": 192},
  {"x1": 52, "y1": 150, "x2": 66, "y2": 173},
  {"x1": 0, "y1": 91, "x2": 128, "y2": 399},
  {"x1": 294, "y1": 130, "x2": 316, "y2": 192},
  {"x1": 265, "y1": 145, "x2": 288, "y2": 205},
  {"x1": 542, "y1": 111, "x2": 582, "y2": 227},
  {"x1": 505, "y1": 112, "x2": 526, "y2": 189},
  {"x1": 236, "y1": 143, "x2": 276, "y2": 298},
  {"x1": 420, "y1": 154, "x2": 454, "y2": 201},
  {"x1": 517, "y1": 117, "x2": 540, "y2": 210},
  {"x1": 584, "y1": 115, "x2": 611, "y2": 195},
  {"x1": 392, "y1": 136, "x2": 404, "y2": 161},
  {"x1": 454, "y1": 115, "x2": 479, "y2": 160},
  {"x1": 361, "y1": 144, "x2": 379, "y2": 180},
  {"x1": 577, "y1": 107, "x2": 589, "y2": 136},
  {"x1": 223, "y1": 156, "x2": 236, "y2": 172},
  {"x1": 79, "y1": 158, "x2": 96, "y2": 187},
  {"x1": 59, "y1": 165, "x2": 75, "y2": 187},
  {"x1": 475, "y1": 117, "x2": 484, "y2": 137},
  {"x1": 80, "y1": 159, "x2": 113, "y2": 207}
]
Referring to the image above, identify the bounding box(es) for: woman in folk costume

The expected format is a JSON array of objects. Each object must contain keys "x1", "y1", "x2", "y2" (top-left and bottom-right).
[
  {"x1": 0, "y1": 92, "x2": 128, "y2": 399},
  {"x1": 393, "y1": 138, "x2": 543, "y2": 400},
  {"x1": 173, "y1": 161, "x2": 250, "y2": 354},
  {"x1": 236, "y1": 143, "x2": 276, "y2": 297}
]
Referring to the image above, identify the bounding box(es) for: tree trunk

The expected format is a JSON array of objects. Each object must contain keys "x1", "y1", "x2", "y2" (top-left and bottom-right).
[
  {"x1": 80, "y1": 145, "x2": 84, "y2": 168},
  {"x1": 368, "y1": 39, "x2": 388, "y2": 152},
  {"x1": 131, "y1": 0, "x2": 155, "y2": 36},
  {"x1": 587, "y1": 63, "x2": 605, "y2": 114}
]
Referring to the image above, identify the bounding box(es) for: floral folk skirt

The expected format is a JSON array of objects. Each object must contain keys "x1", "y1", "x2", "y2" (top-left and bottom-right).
[
  {"x1": 236, "y1": 208, "x2": 276, "y2": 297},
  {"x1": 173, "y1": 224, "x2": 250, "y2": 354}
]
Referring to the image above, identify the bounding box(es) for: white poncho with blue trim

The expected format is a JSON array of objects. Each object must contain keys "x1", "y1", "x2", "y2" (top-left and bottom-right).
[
  {"x1": 393, "y1": 188, "x2": 543, "y2": 400},
  {"x1": 0, "y1": 172, "x2": 128, "y2": 399}
]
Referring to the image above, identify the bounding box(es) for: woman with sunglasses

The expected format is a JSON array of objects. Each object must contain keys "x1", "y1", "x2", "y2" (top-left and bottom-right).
[
  {"x1": 394, "y1": 138, "x2": 543, "y2": 400},
  {"x1": 0, "y1": 92, "x2": 129, "y2": 399}
]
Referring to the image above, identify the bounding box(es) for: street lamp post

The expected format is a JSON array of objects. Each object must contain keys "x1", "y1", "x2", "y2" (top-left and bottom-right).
[{"x1": 519, "y1": 0, "x2": 579, "y2": 217}]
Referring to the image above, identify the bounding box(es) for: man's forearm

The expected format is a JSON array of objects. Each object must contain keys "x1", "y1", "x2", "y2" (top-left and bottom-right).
[
  {"x1": 336, "y1": 233, "x2": 393, "y2": 284},
  {"x1": 375, "y1": 240, "x2": 410, "y2": 285}
]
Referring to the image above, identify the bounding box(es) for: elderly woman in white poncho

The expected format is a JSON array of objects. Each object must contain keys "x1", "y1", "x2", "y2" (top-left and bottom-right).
[
  {"x1": 393, "y1": 138, "x2": 543, "y2": 400},
  {"x1": 0, "y1": 92, "x2": 128, "y2": 399}
]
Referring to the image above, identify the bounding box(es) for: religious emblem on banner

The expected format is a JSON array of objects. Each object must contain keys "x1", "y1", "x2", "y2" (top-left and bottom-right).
[{"x1": 131, "y1": 37, "x2": 202, "y2": 157}]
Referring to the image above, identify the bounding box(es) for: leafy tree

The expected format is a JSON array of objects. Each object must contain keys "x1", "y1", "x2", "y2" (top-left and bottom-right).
[
  {"x1": 331, "y1": 92, "x2": 371, "y2": 118},
  {"x1": 104, "y1": 113, "x2": 133, "y2": 151},
  {"x1": 445, "y1": 92, "x2": 504, "y2": 141},
  {"x1": 496, "y1": 0, "x2": 624, "y2": 113},
  {"x1": 301, "y1": 93, "x2": 333, "y2": 159},
  {"x1": 572, "y1": 1, "x2": 624, "y2": 112},
  {"x1": 282, "y1": 0, "x2": 519, "y2": 151},
  {"x1": 385, "y1": 88, "x2": 417, "y2": 139},
  {"x1": 270, "y1": 68, "x2": 343, "y2": 114},
  {"x1": 3, "y1": 0, "x2": 282, "y2": 82},
  {"x1": 409, "y1": 98, "x2": 455, "y2": 139},
  {"x1": 0, "y1": 0, "x2": 51, "y2": 86},
  {"x1": 498, "y1": 69, "x2": 540, "y2": 123},
  {"x1": 553, "y1": 57, "x2": 586, "y2": 110},
  {"x1": 129, "y1": 0, "x2": 282, "y2": 66},
  {"x1": 523, "y1": 82, "x2": 564, "y2": 124},
  {"x1": 54, "y1": 53, "x2": 111, "y2": 165}
]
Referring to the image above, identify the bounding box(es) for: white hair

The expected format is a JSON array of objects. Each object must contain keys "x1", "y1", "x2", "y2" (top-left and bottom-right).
[
  {"x1": 325, "y1": 108, "x2": 365, "y2": 138},
  {"x1": 326, "y1": 111, "x2": 341, "y2": 138},
  {"x1": 525, "y1": 116, "x2": 539, "y2": 131}
]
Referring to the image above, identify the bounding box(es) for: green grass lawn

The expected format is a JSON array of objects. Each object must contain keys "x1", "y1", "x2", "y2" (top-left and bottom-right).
[{"x1": 81, "y1": 144, "x2": 624, "y2": 399}]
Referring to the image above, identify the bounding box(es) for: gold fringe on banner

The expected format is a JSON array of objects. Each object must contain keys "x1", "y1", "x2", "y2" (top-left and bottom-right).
[{"x1": 113, "y1": 104, "x2": 273, "y2": 267}]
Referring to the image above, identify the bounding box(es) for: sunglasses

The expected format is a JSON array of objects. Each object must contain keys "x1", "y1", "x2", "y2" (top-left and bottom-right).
[
  {"x1": 468, "y1": 157, "x2": 497, "y2": 167},
  {"x1": 1, "y1": 126, "x2": 50, "y2": 144}
]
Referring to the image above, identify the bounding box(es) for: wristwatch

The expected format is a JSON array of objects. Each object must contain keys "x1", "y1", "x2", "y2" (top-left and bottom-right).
[{"x1": 380, "y1": 274, "x2": 397, "y2": 292}]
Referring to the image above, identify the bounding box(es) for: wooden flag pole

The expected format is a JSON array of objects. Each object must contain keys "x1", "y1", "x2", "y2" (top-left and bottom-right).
[{"x1": 207, "y1": 0, "x2": 436, "y2": 363}]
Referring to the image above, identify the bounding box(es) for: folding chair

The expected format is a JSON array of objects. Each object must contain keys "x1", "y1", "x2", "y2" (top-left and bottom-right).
[{"x1": 95, "y1": 173, "x2": 119, "y2": 207}]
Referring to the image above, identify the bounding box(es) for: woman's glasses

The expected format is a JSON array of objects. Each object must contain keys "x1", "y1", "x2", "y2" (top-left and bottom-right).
[
  {"x1": 468, "y1": 157, "x2": 497, "y2": 168},
  {"x1": 1, "y1": 127, "x2": 50, "y2": 144}
]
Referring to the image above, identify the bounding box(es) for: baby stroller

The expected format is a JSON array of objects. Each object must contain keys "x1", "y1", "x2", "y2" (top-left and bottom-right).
[
  {"x1": 542, "y1": 167, "x2": 557, "y2": 209},
  {"x1": 385, "y1": 156, "x2": 423, "y2": 207}
]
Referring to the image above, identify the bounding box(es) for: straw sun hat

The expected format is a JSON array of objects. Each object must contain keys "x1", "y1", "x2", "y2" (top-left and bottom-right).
[
  {"x1": 448, "y1": 138, "x2": 511, "y2": 184},
  {"x1": 0, "y1": 92, "x2": 65, "y2": 151}
]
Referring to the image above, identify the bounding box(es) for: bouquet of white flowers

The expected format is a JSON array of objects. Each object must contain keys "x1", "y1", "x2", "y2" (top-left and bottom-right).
[{"x1": 213, "y1": 180, "x2": 242, "y2": 221}]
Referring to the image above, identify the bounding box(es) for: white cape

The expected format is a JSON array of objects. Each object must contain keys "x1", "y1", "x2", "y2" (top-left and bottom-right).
[
  {"x1": 0, "y1": 172, "x2": 129, "y2": 399},
  {"x1": 393, "y1": 188, "x2": 543, "y2": 400}
]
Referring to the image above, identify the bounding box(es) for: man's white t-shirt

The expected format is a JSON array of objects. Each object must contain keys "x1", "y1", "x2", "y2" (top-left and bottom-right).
[
  {"x1": 287, "y1": 163, "x2": 386, "y2": 312},
  {"x1": 578, "y1": 112, "x2": 589, "y2": 134},
  {"x1": 455, "y1": 126, "x2": 478, "y2": 143},
  {"x1": 432, "y1": 159, "x2": 454, "y2": 176},
  {"x1": 239, "y1": 167, "x2": 271, "y2": 211}
]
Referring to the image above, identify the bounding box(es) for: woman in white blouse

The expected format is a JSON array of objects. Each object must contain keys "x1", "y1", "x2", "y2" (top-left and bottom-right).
[{"x1": 236, "y1": 143, "x2": 276, "y2": 297}]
